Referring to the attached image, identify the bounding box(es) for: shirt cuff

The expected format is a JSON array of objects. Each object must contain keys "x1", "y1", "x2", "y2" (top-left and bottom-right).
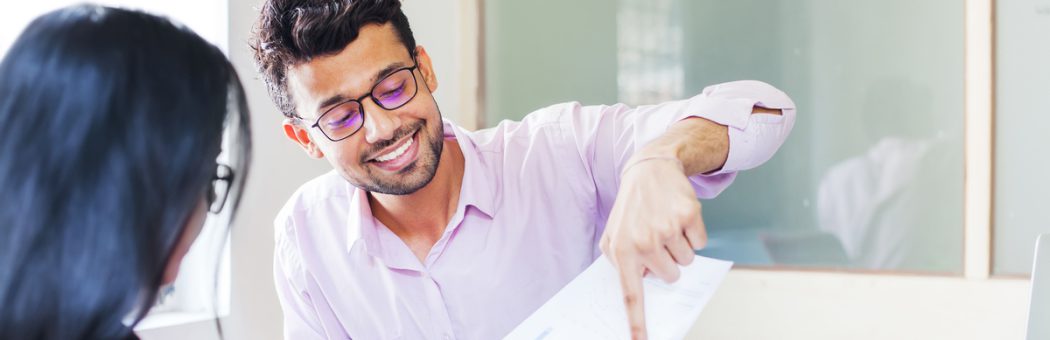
[{"x1": 674, "y1": 80, "x2": 796, "y2": 176}]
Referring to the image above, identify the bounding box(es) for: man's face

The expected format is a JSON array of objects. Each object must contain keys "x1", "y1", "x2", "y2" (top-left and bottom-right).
[{"x1": 284, "y1": 23, "x2": 443, "y2": 195}]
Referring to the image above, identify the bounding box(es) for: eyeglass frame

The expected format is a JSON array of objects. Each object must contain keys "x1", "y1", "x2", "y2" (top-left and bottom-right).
[
  {"x1": 207, "y1": 163, "x2": 234, "y2": 214},
  {"x1": 295, "y1": 59, "x2": 421, "y2": 142}
]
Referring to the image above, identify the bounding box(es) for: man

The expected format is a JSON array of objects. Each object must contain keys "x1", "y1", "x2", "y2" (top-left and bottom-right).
[{"x1": 251, "y1": 1, "x2": 795, "y2": 339}]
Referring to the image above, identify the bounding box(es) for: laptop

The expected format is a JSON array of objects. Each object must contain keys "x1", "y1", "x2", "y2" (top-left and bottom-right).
[{"x1": 1027, "y1": 234, "x2": 1050, "y2": 340}]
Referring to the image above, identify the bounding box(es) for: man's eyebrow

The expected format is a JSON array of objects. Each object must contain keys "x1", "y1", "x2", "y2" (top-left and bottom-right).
[{"x1": 314, "y1": 61, "x2": 410, "y2": 114}]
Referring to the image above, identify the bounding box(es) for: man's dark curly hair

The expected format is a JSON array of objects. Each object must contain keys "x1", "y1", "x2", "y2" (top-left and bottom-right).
[{"x1": 250, "y1": 0, "x2": 417, "y2": 118}]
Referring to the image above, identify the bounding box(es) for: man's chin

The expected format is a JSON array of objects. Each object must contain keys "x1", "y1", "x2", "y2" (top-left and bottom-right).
[
  {"x1": 364, "y1": 182, "x2": 429, "y2": 196},
  {"x1": 358, "y1": 167, "x2": 435, "y2": 195}
]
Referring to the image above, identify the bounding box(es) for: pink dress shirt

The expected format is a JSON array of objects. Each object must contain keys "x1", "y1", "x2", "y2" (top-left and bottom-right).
[{"x1": 273, "y1": 80, "x2": 796, "y2": 339}]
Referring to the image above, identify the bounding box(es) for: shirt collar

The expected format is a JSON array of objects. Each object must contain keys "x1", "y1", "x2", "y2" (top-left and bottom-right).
[
  {"x1": 444, "y1": 119, "x2": 497, "y2": 217},
  {"x1": 346, "y1": 119, "x2": 497, "y2": 256}
]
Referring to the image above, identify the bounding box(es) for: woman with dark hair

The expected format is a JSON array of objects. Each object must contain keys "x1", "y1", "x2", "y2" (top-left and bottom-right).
[{"x1": 0, "y1": 4, "x2": 251, "y2": 340}]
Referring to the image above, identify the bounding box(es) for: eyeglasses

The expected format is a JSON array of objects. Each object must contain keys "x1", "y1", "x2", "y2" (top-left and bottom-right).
[
  {"x1": 207, "y1": 164, "x2": 234, "y2": 214},
  {"x1": 303, "y1": 61, "x2": 421, "y2": 142}
]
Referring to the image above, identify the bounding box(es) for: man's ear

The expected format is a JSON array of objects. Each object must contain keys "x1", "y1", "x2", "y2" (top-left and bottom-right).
[
  {"x1": 282, "y1": 118, "x2": 325, "y2": 159},
  {"x1": 415, "y1": 45, "x2": 438, "y2": 93}
]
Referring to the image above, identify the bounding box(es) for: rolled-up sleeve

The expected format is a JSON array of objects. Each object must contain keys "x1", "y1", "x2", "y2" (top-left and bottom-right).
[
  {"x1": 559, "y1": 80, "x2": 796, "y2": 202},
  {"x1": 687, "y1": 80, "x2": 796, "y2": 175}
]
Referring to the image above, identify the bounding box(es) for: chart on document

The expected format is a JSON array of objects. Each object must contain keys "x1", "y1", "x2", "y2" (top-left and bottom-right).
[{"x1": 504, "y1": 255, "x2": 733, "y2": 340}]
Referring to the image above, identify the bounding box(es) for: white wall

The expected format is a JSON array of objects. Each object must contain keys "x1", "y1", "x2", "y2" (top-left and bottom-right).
[
  {"x1": 219, "y1": 0, "x2": 320, "y2": 337},
  {"x1": 401, "y1": 0, "x2": 469, "y2": 126}
]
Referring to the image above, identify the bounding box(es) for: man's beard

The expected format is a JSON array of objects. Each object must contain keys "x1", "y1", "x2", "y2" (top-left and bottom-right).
[{"x1": 355, "y1": 118, "x2": 444, "y2": 195}]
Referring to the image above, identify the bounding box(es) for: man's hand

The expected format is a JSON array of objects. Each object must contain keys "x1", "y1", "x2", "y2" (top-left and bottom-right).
[{"x1": 600, "y1": 154, "x2": 707, "y2": 340}]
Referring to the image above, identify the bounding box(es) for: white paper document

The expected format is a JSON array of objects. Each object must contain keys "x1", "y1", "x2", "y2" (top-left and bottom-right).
[{"x1": 504, "y1": 255, "x2": 733, "y2": 340}]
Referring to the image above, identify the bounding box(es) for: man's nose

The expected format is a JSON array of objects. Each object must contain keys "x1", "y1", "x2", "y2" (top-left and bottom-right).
[{"x1": 362, "y1": 100, "x2": 401, "y2": 144}]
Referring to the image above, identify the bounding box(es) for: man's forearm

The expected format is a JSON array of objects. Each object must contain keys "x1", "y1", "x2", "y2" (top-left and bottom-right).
[
  {"x1": 633, "y1": 107, "x2": 783, "y2": 176},
  {"x1": 635, "y1": 117, "x2": 728, "y2": 175}
]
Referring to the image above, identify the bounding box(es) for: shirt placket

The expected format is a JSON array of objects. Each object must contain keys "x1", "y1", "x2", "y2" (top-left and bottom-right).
[
  {"x1": 419, "y1": 206, "x2": 471, "y2": 340},
  {"x1": 420, "y1": 270, "x2": 457, "y2": 340}
]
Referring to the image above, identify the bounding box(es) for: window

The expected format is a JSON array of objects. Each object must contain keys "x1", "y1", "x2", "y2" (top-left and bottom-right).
[
  {"x1": 616, "y1": 0, "x2": 684, "y2": 106},
  {"x1": 484, "y1": 0, "x2": 965, "y2": 274},
  {"x1": 1, "y1": 0, "x2": 232, "y2": 329}
]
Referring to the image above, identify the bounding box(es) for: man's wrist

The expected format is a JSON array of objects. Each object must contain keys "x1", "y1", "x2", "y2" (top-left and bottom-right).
[
  {"x1": 634, "y1": 142, "x2": 683, "y2": 163},
  {"x1": 622, "y1": 151, "x2": 685, "y2": 177}
]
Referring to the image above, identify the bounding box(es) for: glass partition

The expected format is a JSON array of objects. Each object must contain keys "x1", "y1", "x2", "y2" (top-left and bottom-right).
[{"x1": 485, "y1": 0, "x2": 964, "y2": 273}]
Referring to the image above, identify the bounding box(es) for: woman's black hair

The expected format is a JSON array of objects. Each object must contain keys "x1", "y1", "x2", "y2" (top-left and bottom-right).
[{"x1": 0, "y1": 4, "x2": 251, "y2": 339}]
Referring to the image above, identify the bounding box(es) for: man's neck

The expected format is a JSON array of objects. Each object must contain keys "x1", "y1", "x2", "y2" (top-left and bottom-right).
[{"x1": 368, "y1": 137, "x2": 464, "y2": 249}]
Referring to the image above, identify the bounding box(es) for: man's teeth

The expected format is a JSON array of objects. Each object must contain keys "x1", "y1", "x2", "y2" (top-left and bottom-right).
[{"x1": 374, "y1": 135, "x2": 414, "y2": 162}]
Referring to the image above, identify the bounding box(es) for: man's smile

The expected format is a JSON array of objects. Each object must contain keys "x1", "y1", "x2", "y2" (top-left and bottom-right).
[{"x1": 367, "y1": 128, "x2": 420, "y2": 172}]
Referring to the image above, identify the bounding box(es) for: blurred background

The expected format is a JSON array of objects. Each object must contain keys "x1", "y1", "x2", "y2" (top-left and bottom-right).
[{"x1": 2, "y1": 0, "x2": 1046, "y2": 339}]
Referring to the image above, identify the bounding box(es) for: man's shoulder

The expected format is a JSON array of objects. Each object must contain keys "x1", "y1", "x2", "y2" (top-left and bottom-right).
[
  {"x1": 467, "y1": 102, "x2": 582, "y2": 153},
  {"x1": 274, "y1": 170, "x2": 350, "y2": 229},
  {"x1": 273, "y1": 171, "x2": 354, "y2": 276},
  {"x1": 486, "y1": 101, "x2": 582, "y2": 128}
]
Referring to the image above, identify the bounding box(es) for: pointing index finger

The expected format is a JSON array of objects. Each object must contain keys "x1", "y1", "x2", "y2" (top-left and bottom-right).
[{"x1": 617, "y1": 259, "x2": 648, "y2": 340}]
